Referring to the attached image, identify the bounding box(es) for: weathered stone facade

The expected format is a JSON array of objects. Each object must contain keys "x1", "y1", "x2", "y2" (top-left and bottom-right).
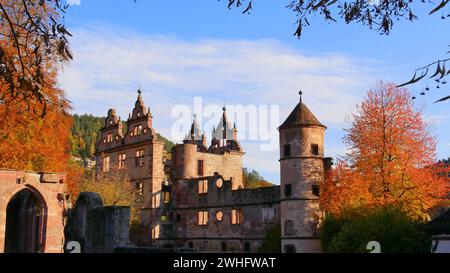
[
  {"x1": 95, "y1": 90, "x2": 165, "y2": 245},
  {"x1": 161, "y1": 173, "x2": 280, "y2": 252},
  {"x1": 0, "y1": 169, "x2": 67, "y2": 253},
  {"x1": 279, "y1": 94, "x2": 332, "y2": 253},
  {"x1": 65, "y1": 192, "x2": 131, "y2": 253},
  {"x1": 96, "y1": 90, "x2": 330, "y2": 253}
]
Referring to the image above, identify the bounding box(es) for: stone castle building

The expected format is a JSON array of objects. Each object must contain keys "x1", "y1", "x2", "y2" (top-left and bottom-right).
[{"x1": 95, "y1": 89, "x2": 332, "y2": 253}]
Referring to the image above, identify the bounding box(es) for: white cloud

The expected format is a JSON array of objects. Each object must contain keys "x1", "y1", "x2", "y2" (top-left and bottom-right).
[{"x1": 58, "y1": 26, "x2": 383, "y2": 183}]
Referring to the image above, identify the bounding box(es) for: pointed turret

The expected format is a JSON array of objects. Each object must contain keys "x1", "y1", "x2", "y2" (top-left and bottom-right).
[
  {"x1": 279, "y1": 91, "x2": 326, "y2": 130},
  {"x1": 184, "y1": 115, "x2": 207, "y2": 151},
  {"x1": 209, "y1": 106, "x2": 242, "y2": 153},
  {"x1": 185, "y1": 115, "x2": 202, "y2": 141},
  {"x1": 279, "y1": 90, "x2": 327, "y2": 253},
  {"x1": 125, "y1": 88, "x2": 156, "y2": 140}
]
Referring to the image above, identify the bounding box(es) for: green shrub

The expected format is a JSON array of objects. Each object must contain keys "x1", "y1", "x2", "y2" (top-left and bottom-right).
[
  {"x1": 261, "y1": 224, "x2": 281, "y2": 253},
  {"x1": 320, "y1": 207, "x2": 431, "y2": 253}
]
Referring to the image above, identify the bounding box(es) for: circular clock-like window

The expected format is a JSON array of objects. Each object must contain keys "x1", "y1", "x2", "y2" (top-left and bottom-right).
[
  {"x1": 216, "y1": 178, "x2": 224, "y2": 188},
  {"x1": 216, "y1": 210, "x2": 224, "y2": 222}
]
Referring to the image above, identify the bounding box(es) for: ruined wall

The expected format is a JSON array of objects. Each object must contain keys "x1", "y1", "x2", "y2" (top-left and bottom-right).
[
  {"x1": 173, "y1": 143, "x2": 244, "y2": 190},
  {"x1": 65, "y1": 192, "x2": 131, "y2": 253},
  {"x1": 166, "y1": 175, "x2": 280, "y2": 253},
  {"x1": 0, "y1": 169, "x2": 67, "y2": 253}
]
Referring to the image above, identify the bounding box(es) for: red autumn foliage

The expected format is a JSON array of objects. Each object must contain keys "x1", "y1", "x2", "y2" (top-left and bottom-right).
[{"x1": 320, "y1": 82, "x2": 449, "y2": 221}]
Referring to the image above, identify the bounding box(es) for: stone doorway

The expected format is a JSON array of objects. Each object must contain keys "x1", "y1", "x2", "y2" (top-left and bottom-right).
[{"x1": 4, "y1": 188, "x2": 47, "y2": 253}]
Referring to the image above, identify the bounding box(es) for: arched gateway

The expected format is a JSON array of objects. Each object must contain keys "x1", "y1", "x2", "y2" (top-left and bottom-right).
[
  {"x1": 0, "y1": 170, "x2": 67, "y2": 253},
  {"x1": 5, "y1": 188, "x2": 47, "y2": 253}
]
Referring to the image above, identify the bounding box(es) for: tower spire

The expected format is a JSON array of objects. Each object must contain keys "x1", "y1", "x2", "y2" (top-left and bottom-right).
[{"x1": 299, "y1": 90, "x2": 303, "y2": 104}]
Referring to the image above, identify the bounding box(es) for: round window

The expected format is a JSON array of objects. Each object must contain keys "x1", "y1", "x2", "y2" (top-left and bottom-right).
[
  {"x1": 216, "y1": 210, "x2": 224, "y2": 222},
  {"x1": 216, "y1": 178, "x2": 224, "y2": 188}
]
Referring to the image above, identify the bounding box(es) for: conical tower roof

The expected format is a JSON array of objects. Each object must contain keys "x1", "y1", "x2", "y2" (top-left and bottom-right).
[{"x1": 279, "y1": 92, "x2": 326, "y2": 129}]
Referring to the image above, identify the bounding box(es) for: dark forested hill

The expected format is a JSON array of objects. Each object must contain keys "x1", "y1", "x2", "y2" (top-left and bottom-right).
[
  {"x1": 70, "y1": 114, "x2": 104, "y2": 159},
  {"x1": 70, "y1": 114, "x2": 175, "y2": 159}
]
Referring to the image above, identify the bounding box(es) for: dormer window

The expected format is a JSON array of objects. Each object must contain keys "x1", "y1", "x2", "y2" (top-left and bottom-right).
[
  {"x1": 133, "y1": 125, "x2": 143, "y2": 136},
  {"x1": 107, "y1": 132, "x2": 113, "y2": 143}
]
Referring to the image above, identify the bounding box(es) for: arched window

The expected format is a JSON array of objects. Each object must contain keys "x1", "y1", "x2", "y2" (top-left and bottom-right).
[{"x1": 284, "y1": 220, "x2": 295, "y2": 236}]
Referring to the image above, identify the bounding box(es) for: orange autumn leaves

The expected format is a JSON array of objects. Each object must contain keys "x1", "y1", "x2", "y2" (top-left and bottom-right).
[
  {"x1": 320, "y1": 82, "x2": 449, "y2": 221},
  {"x1": 0, "y1": 1, "x2": 77, "y2": 182},
  {"x1": 0, "y1": 77, "x2": 72, "y2": 172},
  {"x1": 0, "y1": 74, "x2": 83, "y2": 195}
]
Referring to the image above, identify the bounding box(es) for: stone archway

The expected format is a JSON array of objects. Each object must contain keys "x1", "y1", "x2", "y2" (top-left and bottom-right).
[{"x1": 4, "y1": 188, "x2": 47, "y2": 253}]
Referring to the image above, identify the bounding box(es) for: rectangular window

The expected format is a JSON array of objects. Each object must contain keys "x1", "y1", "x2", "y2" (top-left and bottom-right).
[
  {"x1": 198, "y1": 180, "x2": 208, "y2": 194},
  {"x1": 285, "y1": 244, "x2": 296, "y2": 253},
  {"x1": 221, "y1": 242, "x2": 227, "y2": 252},
  {"x1": 102, "y1": 156, "x2": 110, "y2": 172},
  {"x1": 136, "y1": 181, "x2": 144, "y2": 196},
  {"x1": 311, "y1": 144, "x2": 319, "y2": 156},
  {"x1": 107, "y1": 132, "x2": 113, "y2": 143},
  {"x1": 135, "y1": 149, "x2": 145, "y2": 166},
  {"x1": 197, "y1": 211, "x2": 208, "y2": 226},
  {"x1": 152, "y1": 225, "x2": 160, "y2": 240},
  {"x1": 133, "y1": 125, "x2": 143, "y2": 136},
  {"x1": 163, "y1": 191, "x2": 171, "y2": 204},
  {"x1": 285, "y1": 184, "x2": 292, "y2": 198},
  {"x1": 231, "y1": 209, "x2": 243, "y2": 225},
  {"x1": 312, "y1": 185, "x2": 320, "y2": 196},
  {"x1": 176, "y1": 214, "x2": 181, "y2": 223},
  {"x1": 244, "y1": 242, "x2": 251, "y2": 252},
  {"x1": 118, "y1": 153, "x2": 126, "y2": 169},
  {"x1": 161, "y1": 215, "x2": 168, "y2": 222},
  {"x1": 284, "y1": 144, "x2": 291, "y2": 157},
  {"x1": 197, "y1": 160, "x2": 204, "y2": 176},
  {"x1": 152, "y1": 194, "x2": 161, "y2": 209},
  {"x1": 262, "y1": 207, "x2": 275, "y2": 223}
]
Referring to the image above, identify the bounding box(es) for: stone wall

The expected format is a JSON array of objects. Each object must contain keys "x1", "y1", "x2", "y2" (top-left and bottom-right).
[
  {"x1": 164, "y1": 174, "x2": 280, "y2": 253},
  {"x1": 65, "y1": 192, "x2": 131, "y2": 253},
  {"x1": 0, "y1": 169, "x2": 67, "y2": 253},
  {"x1": 279, "y1": 125, "x2": 326, "y2": 253},
  {"x1": 173, "y1": 143, "x2": 244, "y2": 190}
]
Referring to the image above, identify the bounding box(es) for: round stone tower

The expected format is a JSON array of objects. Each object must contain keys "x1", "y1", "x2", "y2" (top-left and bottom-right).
[{"x1": 279, "y1": 91, "x2": 326, "y2": 253}]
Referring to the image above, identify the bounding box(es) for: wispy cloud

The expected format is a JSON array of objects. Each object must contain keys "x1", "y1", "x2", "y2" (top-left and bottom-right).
[{"x1": 58, "y1": 25, "x2": 383, "y2": 183}]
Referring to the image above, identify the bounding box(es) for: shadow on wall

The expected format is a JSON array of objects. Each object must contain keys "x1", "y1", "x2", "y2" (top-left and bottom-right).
[
  {"x1": 64, "y1": 192, "x2": 196, "y2": 253},
  {"x1": 64, "y1": 192, "x2": 131, "y2": 253}
]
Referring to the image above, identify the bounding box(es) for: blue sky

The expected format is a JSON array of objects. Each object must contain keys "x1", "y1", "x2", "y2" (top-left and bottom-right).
[{"x1": 59, "y1": 0, "x2": 450, "y2": 183}]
